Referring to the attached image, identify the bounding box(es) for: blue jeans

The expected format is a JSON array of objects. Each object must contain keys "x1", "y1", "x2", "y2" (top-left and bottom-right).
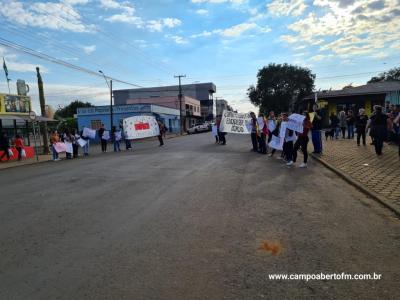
[
  {"x1": 83, "y1": 140, "x2": 89, "y2": 155},
  {"x1": 114, "y1": 141, "x2": 120, "y2": 152},
  {"x1": 311, "y1": 130, "x2": 322, "y2": 153},
  {"x1": 347, "y1": 125, "x2": 354, "y2": 139},
  {"x1": 335, "y1": 127, "x2": 340, "y2": 139},
  {"x1": 52, "y1": 145, "x2": 58, "y2": 160}
]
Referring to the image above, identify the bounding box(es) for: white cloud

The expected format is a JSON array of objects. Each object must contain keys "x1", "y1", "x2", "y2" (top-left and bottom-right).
[
  {"x1": 267, "y1": 0, "x2": 308, "y2": 17},
  {"x1": 281, "y1": 0, "x2": 400, "y2": 59},
  {"x1": 0, "y1": 0, "x2": 94, "y2": 32},
  {"x1": 83, "y1": 45, "x2": 96, "y2": 54},
  {"x1": 191, "y1": 0, "x2": 247, "y2": 4},
  {"x1": 220, "y1": 22, "x2": 257, "y2": 37},
  {"x1": 146, "y1": 18, "x2": 182, "y2": 32},
  {"x1": 165, "y1": 35, "x2": 189, "y2": 45},
  {"x1": 1, "y1": 47, "x2": 49, "y2": 74},
  {"x1": 195, "y1": 9, "x2": 209, "y2": 15}
]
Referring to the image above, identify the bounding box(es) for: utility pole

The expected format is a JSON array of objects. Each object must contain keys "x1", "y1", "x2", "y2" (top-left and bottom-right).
[
  {"x1": 174, "y1": 75, "x2": 186, "y2": 135},
  {"x1": 36, "y1": 67, "x2": 49, "y2": 154},
  {"x1": 99, "y1": 70, "x2": 113, "y2": 130}
]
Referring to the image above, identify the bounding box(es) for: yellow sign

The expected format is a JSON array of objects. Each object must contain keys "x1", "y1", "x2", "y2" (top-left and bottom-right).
[{"x1": 0, "y1": 93, "x2": 31, "y2": 115}]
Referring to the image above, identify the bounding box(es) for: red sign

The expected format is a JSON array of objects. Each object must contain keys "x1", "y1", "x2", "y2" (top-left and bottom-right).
[{"x1": 134, "y1": 122, "x2": 150, "y2": 131}]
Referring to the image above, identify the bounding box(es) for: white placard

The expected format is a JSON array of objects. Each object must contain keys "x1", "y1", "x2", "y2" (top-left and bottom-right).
[
  {"x1": 77, "y1": 138, "x2": 87, "y2": 148},
  {"x1": 257, "y1": 117, "x2": 265, "y2": 130},
  {"x1": 268, "y1": 119, "x2": 276, "y2": 132},
  {"x1": 102, "y1": 130, "x2": 110, "y2": 140},
  {"x1": 211, "y1": 125, "x2": 218, "y2": 136},
  {"x1": 287, "y1": 113, "x2": 305, "y2": 133},
  {"x1": 123, "y1": 116, "x2": 160, "y2": 140},
  {"x1": 268, "y1": 135, "x2": 284, "y2": 150},
  {"x1": 114, "y1": 131, "x2": 122, "y2": 141},
  {"x1": 279, "y1": 122, "x2": 287, "y2": 138},
  {"x1": 220, "y1": 110, "x2": 252, "y2": 134},
  {"x1": 65, "y1": 142, "x2": 73, "y2": 154},
  {"x1": 82, "y1": 127, "x2": 96, "y2": 139}
]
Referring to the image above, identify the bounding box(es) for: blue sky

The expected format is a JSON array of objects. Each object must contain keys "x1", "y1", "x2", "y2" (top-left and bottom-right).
[{"x1": 0, "y1": 0, "x2": 400, "y2": 113}]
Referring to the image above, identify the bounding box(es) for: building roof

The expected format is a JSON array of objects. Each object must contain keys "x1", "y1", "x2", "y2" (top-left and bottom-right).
[{"x1": 303, "y1": 81, "x2": 400, "y2": 100}]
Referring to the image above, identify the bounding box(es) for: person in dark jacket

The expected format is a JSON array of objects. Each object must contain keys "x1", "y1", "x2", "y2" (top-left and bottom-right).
[
  {"x1": 98, "y1": 124, "x2": 107, "y2": 153},
  {"x1": 355, "y1": 108, "x2": 368, "y2": 146},
  {"x1": 157, "y1": 120, "x2": 166, "y2": 146},
  {"x1": 369, "y1": 106, "x2": 388, "y2": 155},
  {"x1": 311, "y1": 106, "x2": 323, "y2": 154},
  {"x1": 329, "y1": 112, "x2": 340, "y2": 139},
  {"x1": 346, "y1": 110, "x2": 355, "y2": 139},
  {"x1": 0, "y1": 132, "x2": 11, "y2": 161},
  {"x1": 250, "y1": 112, "x2": 258, "y2": 152}
]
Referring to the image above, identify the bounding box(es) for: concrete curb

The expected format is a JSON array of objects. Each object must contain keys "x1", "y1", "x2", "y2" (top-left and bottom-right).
[{"x1": 311, "y1": 153, "x2": 400, "y2": 218}]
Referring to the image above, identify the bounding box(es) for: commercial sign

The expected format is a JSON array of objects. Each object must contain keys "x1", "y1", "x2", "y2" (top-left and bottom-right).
[{"x1": 0, "y1": 94, "x2": 31, "y2": 114}]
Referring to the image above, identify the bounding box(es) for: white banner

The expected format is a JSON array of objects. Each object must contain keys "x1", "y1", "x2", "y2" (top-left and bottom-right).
[
  {"x1": 257, "y1": 117, "x2": 265, "y2": 130},
  {"x1": 268, "y1": 135, "x2": 284, "y2": 150},
  {"x1": 211, "y1": 125, "x2": 218, "y2": 136},
  {"x1": 82, "y1": 127, "x2": 96, "y2": 139},
  {"x1": 279, "y1": 121, "x2": 287, "y2": 138},
  {"x1": 102, "y1": 130, "x2": 110, "y2": 141},
  {"x1": 77, "y1": 138, "x2": 87, "y2": 148},
  {"x1": 287, "y1": 114, "x2": 305, "y2": 133},
  {"x1": 115, "y1": 131, "x2": 122, "y2": 141},
  {"x1": 268, "y1": 119, "x2": 276, "y2": 132},
  {"x1": 220, "y1": 110, "x2": 252, "y2": 134},
  {"x1": 123, "y1": 116, "x2": 160, "y2": 140}
]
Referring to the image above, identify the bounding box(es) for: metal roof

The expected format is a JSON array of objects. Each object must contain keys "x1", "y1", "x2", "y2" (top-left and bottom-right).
[{"x1": 303, "y1": 81, "x2": 400, "y2": 100}]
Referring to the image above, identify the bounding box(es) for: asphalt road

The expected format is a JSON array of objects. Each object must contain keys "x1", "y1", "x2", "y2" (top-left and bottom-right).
[{"x1": 0, "y1": 133, "x2": 399, "y2": 300}]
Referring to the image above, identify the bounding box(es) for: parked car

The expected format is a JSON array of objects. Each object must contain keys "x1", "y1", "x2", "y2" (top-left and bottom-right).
[{"x1": 187, "y1": 124, "x2": 210, "y2": 134}]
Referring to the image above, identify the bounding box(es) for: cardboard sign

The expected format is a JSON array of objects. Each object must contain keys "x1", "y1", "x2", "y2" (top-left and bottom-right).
[
  {"x1": 123, "y1": 116, "x2": 160, "y2": 140},
  {"x1": 77, "y1": 138, "x2": 87, "y2": 148},
  {"x1": 268, "y1": 135, "x2": 284, "y2": 150},
  {"x1": 287, "y1": 113, "x2": 305, "y2": 133},
  {"x1": 82, "y1": 127, "x2": 96, "y2": 139},
  {"x1": 212, "y1": 125, "x2": 218, "y2": 136},
  {"x1": 220, "y1": 110, "x2": 252, "y2": 134},
  {"x1": 102, "y1": 130, "x2": 110, "y2": 140},
  {"x1": 53, "y1": 142, "x2": 67, "y2": 153}
]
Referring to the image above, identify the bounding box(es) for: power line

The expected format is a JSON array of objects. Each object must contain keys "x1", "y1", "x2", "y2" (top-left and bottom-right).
[{"x1": 0, "y1": 37, "x2": 144, "y2": 88}]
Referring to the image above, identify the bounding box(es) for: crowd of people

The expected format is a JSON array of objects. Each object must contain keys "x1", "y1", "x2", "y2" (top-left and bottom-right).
[
  {"x1": 212, "y1": 103, "x2": 400, "y2": 168},
  {"x1": 0, "y1": 119, "x2": 168, "y2": 162}
]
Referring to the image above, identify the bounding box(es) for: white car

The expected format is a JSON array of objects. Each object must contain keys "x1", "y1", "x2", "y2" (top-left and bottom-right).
[{"x1": 187, "y1": 124, "x2": 210, "y2": 134}]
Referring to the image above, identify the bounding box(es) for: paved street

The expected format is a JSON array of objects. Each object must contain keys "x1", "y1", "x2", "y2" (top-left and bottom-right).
[
  {"x1": 0, "y1": 133, "x2": 399, "y2": 300},
  {"x1": 315, "y1": 136, "x2": 400, "y2": 212}
]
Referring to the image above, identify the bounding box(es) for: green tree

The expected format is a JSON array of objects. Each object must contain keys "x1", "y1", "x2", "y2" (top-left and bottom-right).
[
  {"x1": 54, "y1": 100, "x2": 93, "y2": 119},
  {"x1": 248, "y1": 63, "x2": 315, "y2": 113},
  {"x1": 368, "y1": 67, "x2": 400, "y2": 83}
]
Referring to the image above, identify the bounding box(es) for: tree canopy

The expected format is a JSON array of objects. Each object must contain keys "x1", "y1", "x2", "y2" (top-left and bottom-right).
[
  {"x1": 248, "y1": 63, "x2": 315, "y2": 114},
  {"x1": 54, "y1": 100, "x2": 93, "y2": 119},
  {"x1": 368, "y1": 67, "x2": 400, "y2": 83}
]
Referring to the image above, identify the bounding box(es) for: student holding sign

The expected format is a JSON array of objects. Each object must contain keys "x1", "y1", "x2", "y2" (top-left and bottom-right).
[
  {"x1": 250, "y1": 112, "x2": 258, "y2": 152},
  {"x1": 257, "y1": 113, "x2": 268, "y2": 154},
  {"x1": 293, "y1": 112, "x2": 313, "y2": 168}
]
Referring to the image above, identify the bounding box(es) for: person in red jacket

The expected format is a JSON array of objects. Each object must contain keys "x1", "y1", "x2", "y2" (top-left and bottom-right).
[{"x1": 14, "y1": 135, "x2": 24, "y2": 161}]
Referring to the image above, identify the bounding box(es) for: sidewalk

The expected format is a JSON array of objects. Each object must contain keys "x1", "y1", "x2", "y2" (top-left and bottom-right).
[
  {"x1": 0, "y1": 133, "x2": 182, "y2": 171},
  {"x1": 311, "y1": 136, "x2": 400, "y2": 215}
]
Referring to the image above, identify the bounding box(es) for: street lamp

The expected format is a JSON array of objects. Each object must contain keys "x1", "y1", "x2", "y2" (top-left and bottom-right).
[{"x1": 99, "y1": 70, "x2": 113, "y2": 130}]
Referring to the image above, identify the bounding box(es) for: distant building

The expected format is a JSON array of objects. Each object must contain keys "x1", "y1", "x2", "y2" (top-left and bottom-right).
[
  {"x1": 113, "y1": 82, "x2": 216, "y2": 121},
  {"x1": 77, "y1": 104, "x2": 180, "y2": 136},
  {"x1": 215, "y1": 99, "x2": 234, "y2": 116},
  {"x1": 126, "y1": 96, "x2": 201, "y2": 130},
  {"x1": 299, "y1": 81, "x2": 400, "y2": 126}
]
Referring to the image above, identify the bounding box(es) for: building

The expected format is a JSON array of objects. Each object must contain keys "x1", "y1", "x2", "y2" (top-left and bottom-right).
[
  {"x1": 77, "y1": 104, "x2": 180, "y2": 136},
  {"x1": 215, "y1": 99, "x2": 234, "y2": 116},
  {"x1": 126, "y1": 96, "x2": 201, "y2": 130},
  {"x1": 113, "y1": 82, "x2": 216, "y2": 121},
  {"x1": 299, "y1": 81, "x2": 400, "y2": 126}
]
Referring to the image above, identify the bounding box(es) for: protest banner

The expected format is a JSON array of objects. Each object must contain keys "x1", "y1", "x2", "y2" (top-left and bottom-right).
[
  {"x1": 220, "y1": 110, "x2": 252, "y2": 134},
  {"x1": 123, "y1": 116, "x2": 160, "y2": 140},
  {"x1": 102, "y1": 130, "x2": 110, "y2": 140},
  {"x1": 211, "y1": 124, "x2": 218, "y2": 136},
  {"x1": 287, "y1": 113, "x2": 305, "y2": 133},
  {"x1": 82, "y1": 127, "x2": 96, "y2": 139},
  {"x1": 77, "y1": 138, "x2": 87, "y2": 148},
  {"x1": 53, "y1": 142, "x2": 67, "y2": 153},
  {"x1": 268, "y1": 135, "x2": 284, "y2": 150}
]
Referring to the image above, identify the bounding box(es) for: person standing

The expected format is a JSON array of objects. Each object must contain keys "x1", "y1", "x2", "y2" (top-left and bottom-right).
[
  {"x1": 250, "y1": 112, "x2": 258, "y2": 152},
  {"x1": 79, "y1": 128, "x2": 90, "y2": 156},
  {"x1": 50, "y1": 131, "x2": 60, "y2": 161},
  {"x1": 63, "y1": 129, "x2": 74, "y2": 159},
  {"x1": 0, "y1": 132, "x2": 11, "y2": 162},
  {"x1": 98, "y1": 124, "x2": 108, "y2": 153},
  {"x1": 111, "y1": 126, "x2": 121, "y2": 152},
  {"x1": 311, "y1": 106, "x2": 323, "y2": 154},
  {"x1": 329, "y1": 112, "x2": 340, "y2": 139},
  {"x1": 339, "y1": 111, "x2": 347, "y2": 139},
  {"x1": 257, "y1": 113, "x2": 267, "y2": 154},
  {"x1": 14, "y1": 134, "x2": 25, "y2": 161},
  {"x1": 157, "y1": 120, "x2": 166, "y2": 146},
  {"x1": 369, "y1": 106, "x2": 388, "y2": 155},
  {"x1": 293, "y1": 112, "x2": 312, "y2": 168},
  {"x1": 267, "y1": 111, "x2": 276, "y2": 144},
  {"x1": 212, "y1": 123, "x2": 219, "y2": 144},
  {"x1": 355, "y1": 108, "x2": 368, "y2": 146},
  {"x1": 346, "y1": 110, "x2": 355, "y2": 139},
  {"x1": 71, "y1": 129, "x2": 79, "y2": 158},
  {"x1": 216, "y1": 115, "x2": 226, "y2": 145},
  {"x1": 282, "y1": 113, "x2": 296, "y2": 166},
  {"x1": 394, "y1": 112, "x2": 400, "y2": 157}
]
